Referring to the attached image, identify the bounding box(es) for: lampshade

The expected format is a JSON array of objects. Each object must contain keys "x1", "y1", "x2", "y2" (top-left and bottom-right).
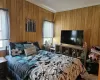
[
  {"x1": 43, "y1": 21, "x2": 54, "y2": 38},
  {"x1": 0, "y1": 9, "x2": 10, "y2": 40}
]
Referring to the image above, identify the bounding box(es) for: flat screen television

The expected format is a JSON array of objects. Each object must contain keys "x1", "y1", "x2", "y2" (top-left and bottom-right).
[{"x1": 61, "y1": 30, "x2": 84, "y2": 46}]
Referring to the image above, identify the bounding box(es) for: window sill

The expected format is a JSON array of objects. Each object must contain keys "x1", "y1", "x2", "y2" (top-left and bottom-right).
[{"x1": 0, "y1": 47, "x2": 5, "y2": 51}]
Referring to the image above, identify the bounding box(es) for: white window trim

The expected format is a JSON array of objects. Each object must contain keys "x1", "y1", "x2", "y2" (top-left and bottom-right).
[
  {"x1": 43, "y1": 38, "x2": 53, "y2": 45},
  {"x1": 0, "y1": 40, "x2": 9, "y2": 50},
  {"x1": 0, "y1": 40, "x2": 3, "y2": 50},
  {"x1": 43, "y1": 20, "x2": 54, "y2": 45}
]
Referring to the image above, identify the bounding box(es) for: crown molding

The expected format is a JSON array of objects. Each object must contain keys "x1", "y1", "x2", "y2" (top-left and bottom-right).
[{"x1": 26, "y1": 0, "x2": 56, "y2": 13}]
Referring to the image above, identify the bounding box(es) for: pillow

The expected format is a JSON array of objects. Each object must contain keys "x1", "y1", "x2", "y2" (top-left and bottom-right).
[
  {"x1": 15, "y1": 43, "x2": 24, "y2": 51},
  {"x1": 10, "y1": 42, "x2": 16, "y2": 49},
  {"x1": 33, "y1": 42, "x2": 41, "y2": 50},
  {"x1": 27, "y1": 42, "x2": 40, "y2": 51},
  {"x1": 24, "y1": 44, "x2": 34, "y2": 49},
  {"x1": 11, "y1": 48, "x2": 22, "y2": 56},
  {"x1": 24, "y1": 46, "x2": 36, "y2": 56},
  {"x1": 9, "y1": 42, "x2": 25, "y2": 56}
]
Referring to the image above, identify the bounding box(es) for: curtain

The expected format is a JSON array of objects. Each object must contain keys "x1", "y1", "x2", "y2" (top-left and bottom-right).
[
  {"x1": 0, "y1": 9, "x2": 10, "y2": 40},
  {"x1": 43, "y1": 21, "x2": 54, "y2": 38}
]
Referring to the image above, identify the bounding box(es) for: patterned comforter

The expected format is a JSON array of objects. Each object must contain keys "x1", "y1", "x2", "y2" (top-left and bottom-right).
[{"x1": 6, "y1": 50, "x2": 86, "y2": 80}]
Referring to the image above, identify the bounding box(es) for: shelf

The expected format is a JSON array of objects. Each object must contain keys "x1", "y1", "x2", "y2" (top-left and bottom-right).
[{"x1": 60, "y1": 44, "x2": 84, "y2": 50}]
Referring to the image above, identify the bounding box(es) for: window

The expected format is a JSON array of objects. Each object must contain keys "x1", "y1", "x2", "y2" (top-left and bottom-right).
[
  {"x1": 0, "y1": 41, "x2": 3, "y2": 47},
  {"x1": 43, "y1": 21, "x2": 54, "y2": 45},
  {"x1": 0, "y1": 15, "x2": 3, "y2": 48},
  {"x1": 0, "y1": 9, "x2": 10, "y2": 50},
  {"x1": 0, "y1": 25, "x2": 2, "y2": 48}
]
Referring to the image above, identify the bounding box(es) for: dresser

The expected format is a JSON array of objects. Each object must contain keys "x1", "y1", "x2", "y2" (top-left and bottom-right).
[{"x1": 0, "y1": 57, "x2": 7, "y2": 80}]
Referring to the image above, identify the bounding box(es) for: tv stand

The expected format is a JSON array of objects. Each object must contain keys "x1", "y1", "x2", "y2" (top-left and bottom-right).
[
  {"x1": 55, "y1": 44, "x2": 87, "y2": 66},
  {"x1": 60, "y1": 43, "x2": 84, "y2": 50}
]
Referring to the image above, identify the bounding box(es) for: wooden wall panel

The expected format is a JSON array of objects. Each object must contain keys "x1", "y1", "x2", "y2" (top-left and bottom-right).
[
  {"x1": 54, "y1": 5, "x2": 100, "y2": 48},
  {"x1": 0, "y1": 0, "x2": 54, "y2": 46},
  {"x1": 1, "y1": 0, "x2": 99, "y2": 48},
  {"x1": 0, "y1": 50, "x2": 6, "y2": 57},
  {"x1": 0, "y1": 0, "x2": 6, "y2": 8}
]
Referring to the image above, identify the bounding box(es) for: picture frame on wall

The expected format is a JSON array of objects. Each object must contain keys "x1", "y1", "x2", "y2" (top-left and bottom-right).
[{"x1": 25, "y1": 18, "x2": 36, "y2": 32}]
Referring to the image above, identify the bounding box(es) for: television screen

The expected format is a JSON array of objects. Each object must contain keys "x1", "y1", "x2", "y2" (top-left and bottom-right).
[{"x1": 61, "y1": 30, "x2": 84, "y2": 46}]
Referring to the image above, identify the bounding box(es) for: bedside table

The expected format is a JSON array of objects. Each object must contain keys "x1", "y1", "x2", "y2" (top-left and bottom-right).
[{"x1": 0, "y1": 57, "x2": 7, "y2": 80}]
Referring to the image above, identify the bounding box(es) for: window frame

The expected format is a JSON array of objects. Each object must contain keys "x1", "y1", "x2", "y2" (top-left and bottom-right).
[
  {"x1": 0, "y1": 40, "x2": 3, "y2": 48},
  {"x1": 0, "y1": 11, "x2": 3, "y2": 49},
  {"x1": 42, "y1": 20, "x2": 54, "y2": 44},
  {"x1": 0, "y1": 8, "x2": 9, "y2": 50},
  {"x1": 0, "y1": 40, "x2": 7, "y2": 50}
]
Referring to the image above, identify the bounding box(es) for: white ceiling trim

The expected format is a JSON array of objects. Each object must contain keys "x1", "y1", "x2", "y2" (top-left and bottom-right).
[
  {"x1": 26, "y1": 0, "x2": 56, "y2": 13},
  {"x1": 26, "y1": 0, "x2": 100, "y2": 13}
]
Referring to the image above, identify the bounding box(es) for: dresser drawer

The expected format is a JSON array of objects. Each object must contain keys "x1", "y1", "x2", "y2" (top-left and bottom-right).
[
  {"x1": 0, "y1": 71, "x2": 6, "y2": 78},
  {"x1": 0, "y1": 61, "x2": 7, "y2": 79}
]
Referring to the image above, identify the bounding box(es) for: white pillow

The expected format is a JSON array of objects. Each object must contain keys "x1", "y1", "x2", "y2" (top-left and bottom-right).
[{"x1": 24, "y1": 46, "x2": 36, "y2": 56}]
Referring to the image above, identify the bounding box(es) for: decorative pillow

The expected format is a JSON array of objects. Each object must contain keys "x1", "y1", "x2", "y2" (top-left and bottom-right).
[
  {"x1": 10, "y1": 42, "x2": 25, "y2": 56},
  {"x1": 15, "y1": 43, "x2": 24, "y2": 51},
  {"x1": 33, "y1": 42, "x2": 41, "y2": 50},
  {"x1": 24, "y1": 44, "x2": 34, "y2": 49},
  {"x1": 10, "y1": 42, "x2": 16, "y2": 49},
  {"x1": 24, "y1": 46, "x2": 36, "y2": 56},
  {"x1": 27, "y1": 42, "x2": 40, "y2": 51},
  {"x1": 11, "y1": 48, "x2": 22, "y2": 56}
]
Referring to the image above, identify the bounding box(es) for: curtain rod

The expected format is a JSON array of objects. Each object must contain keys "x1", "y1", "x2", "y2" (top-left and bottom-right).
[{"x1": 0, "y1": 8, "x2": 8, "y2": 11}]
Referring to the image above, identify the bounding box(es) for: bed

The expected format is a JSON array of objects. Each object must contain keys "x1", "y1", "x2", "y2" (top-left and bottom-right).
[{"x1": 6, "y1": 50, "x2": 86, "y2": 80}]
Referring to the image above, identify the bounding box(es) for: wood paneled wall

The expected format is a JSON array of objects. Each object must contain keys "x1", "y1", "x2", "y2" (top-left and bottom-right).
[
  {"x1": 0, "y1": 0, "x2": 54, "y2": 46},
  {"x1": 54, "y1": 5, "x2": 100, "y2": 48},
  {"x1": 0, "y1": 50, "x2": 6, "y2": 57},
  {"x1": 0, "y1": 0, "x2": 100, "y2": 48}
]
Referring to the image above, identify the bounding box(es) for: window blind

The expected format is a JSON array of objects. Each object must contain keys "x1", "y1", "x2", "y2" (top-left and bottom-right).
[
  {"x1": 0, "y1": 9, "x2": 10, "y2": 40},
  {"x1": 43, "y1": 21, "x2": 54, "y2": 38}
]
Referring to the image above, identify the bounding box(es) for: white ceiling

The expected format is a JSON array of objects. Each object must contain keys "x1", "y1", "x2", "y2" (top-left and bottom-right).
[{"x1": 26, "y1": 0, "x2": 100, "y2": 13}]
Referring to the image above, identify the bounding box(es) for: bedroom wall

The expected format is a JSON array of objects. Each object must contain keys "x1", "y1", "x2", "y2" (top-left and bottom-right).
[
  {"x1": 0, "y1": 0, "x2": 54, "y2": 46},
  {"x1": 0, "y1": 0, "x2": 100, "y2": 48},
  {"x1": 54, "y1": 5, "x2": 100, "y2": 48},
  {"x1": 0, "y1": 50, "x2": 6, "y2": 57}
]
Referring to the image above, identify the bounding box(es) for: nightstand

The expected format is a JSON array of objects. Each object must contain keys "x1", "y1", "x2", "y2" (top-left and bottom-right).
[{"x1": 0, "y1": 57, "x2": 7, "y2": 80}]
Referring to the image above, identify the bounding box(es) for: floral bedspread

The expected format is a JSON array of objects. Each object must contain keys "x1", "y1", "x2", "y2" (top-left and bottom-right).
[{"x1": 29, "y1": 50, "x2": 86, "y2": 80}]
